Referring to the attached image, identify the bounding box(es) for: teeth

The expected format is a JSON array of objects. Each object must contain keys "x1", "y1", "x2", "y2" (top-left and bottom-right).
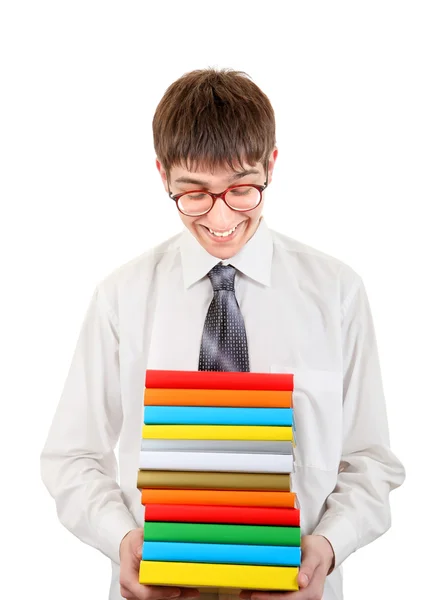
[{"x1": 208, "y1": 224, "x2": 238, "y2": 237}]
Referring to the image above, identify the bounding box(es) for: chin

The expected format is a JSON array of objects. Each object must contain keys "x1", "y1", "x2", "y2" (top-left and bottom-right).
[
  {"x1": 203, "y1": 238, "x2": 248, "y2": 260},
  {"x1": 211, "y1": 247, "x2": 237, "y2": 259}
]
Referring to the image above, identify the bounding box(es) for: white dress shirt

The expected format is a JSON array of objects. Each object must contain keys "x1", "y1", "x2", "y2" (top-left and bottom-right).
[{"x1": 40, "y1": 216, "x2": 405, "y2": 600}]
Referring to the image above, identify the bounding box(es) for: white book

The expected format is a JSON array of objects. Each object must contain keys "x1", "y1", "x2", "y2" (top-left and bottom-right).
[
  {"x1": 140, "y1": 439, "x2": 293, "y2": 454},
  {"x1": 138, "y1": 451, "x2": 294, "y2": 473}
]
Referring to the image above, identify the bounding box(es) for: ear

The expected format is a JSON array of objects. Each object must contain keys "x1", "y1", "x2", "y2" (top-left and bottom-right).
[
  {"x1": 267, "y1": 147, "x2": 279, "y2": 184},
  {"x1": 156, "y1": 158, "x2": 169, "y2": 193}
]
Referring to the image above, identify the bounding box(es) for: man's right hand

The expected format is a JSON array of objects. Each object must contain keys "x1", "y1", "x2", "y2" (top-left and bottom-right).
[{"x1": 119, "y1": 528, "x2": 200, "y2": 600}]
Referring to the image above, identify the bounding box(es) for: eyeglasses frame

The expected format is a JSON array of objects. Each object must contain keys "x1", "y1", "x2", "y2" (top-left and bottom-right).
[{"x1": 167, "y1": 160, "x2": 270, "y2": 217}]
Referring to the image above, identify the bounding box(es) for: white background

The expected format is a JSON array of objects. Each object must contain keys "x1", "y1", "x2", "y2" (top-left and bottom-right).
[{"x1": 1, "y1": 1, "x2": 425, "y2": 599}]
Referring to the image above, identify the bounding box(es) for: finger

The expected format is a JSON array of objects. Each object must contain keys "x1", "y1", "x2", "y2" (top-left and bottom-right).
[
  {"x1": 121, "y1": 583, "x2": 182, "y2": 600},
  {"x1": 298, "y1": 554, "x2": 319, "y2": 588},
  {"x1": 278, "y1": 565, "x2": 326, "y2": 600},
  {"x1": 120, "y1": 592, "x2": 180, "y2": 600},
  {"x1": 179, "y1": 588, "x2": 200, "y2": 598},
  {"x1": 141, "y1": 585, "x2": 199, "y2": 599},
  {"x1": 142, "y1": 584, "x2": 183, "y2": 599},
  {"x1": 238, "y1": 590, "x2": 292, "y2": 600},
  {"x1": 297, "y1": 570, "x2": 310, "y2": 589},
  {"x1": 120, "y1": 552, "x2": 144, "y2": 596}
]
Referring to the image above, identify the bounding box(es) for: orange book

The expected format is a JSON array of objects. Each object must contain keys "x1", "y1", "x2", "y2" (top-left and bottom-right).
[
  {"x1": 141, "y1": 488, "x2": 297, "y2": 508},
  {"x1": 144, "y1": 388, "x2": 292, "y2": 408}
]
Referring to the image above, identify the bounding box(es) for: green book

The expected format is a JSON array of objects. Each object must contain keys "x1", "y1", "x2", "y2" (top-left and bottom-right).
[{"x1": 144, "y1": 521, "x2": 300, "y2": 546}]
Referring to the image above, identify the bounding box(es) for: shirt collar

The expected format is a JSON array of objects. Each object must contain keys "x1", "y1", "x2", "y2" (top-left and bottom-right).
[{"x1": 179, "y1": 216, "x2": 273, "y2": 289}]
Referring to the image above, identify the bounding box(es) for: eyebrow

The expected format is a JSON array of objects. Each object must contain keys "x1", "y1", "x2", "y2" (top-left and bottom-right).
[{"x1": 174, "y1": 168, "x2": 261, "y2": 188}]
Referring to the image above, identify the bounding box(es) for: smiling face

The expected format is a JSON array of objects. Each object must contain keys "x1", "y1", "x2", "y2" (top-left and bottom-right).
[{"x1": 157, "y1": 149, "x2": 278, "y2": 259}]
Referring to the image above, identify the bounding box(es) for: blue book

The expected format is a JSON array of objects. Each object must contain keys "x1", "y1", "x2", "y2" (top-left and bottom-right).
[
  {"x1": 143, "y1": 406, "x2": 293, "y2": 426},
  {"x1": 142, "y1": 541, "x2": 301, "y2": 566}
]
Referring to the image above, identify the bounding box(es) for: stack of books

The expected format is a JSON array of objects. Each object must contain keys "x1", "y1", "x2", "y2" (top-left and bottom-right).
[{"x1": 137, "y1": 369, "x2": 300, "y2": 592}]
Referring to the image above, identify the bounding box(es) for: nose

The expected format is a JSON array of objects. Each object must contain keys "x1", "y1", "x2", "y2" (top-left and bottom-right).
[{"x1": 206, "y1": 195, "x2": 235, "y2": 226}]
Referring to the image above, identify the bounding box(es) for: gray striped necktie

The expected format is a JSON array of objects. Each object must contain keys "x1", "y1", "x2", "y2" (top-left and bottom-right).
[{"x1": 198, "y1": 263, "x2": 250, "y2": 372}]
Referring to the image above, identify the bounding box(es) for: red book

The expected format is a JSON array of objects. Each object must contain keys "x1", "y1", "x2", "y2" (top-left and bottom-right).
[
  {"x1": 145, "y1": 370, "x2": 294, "y2": 391},
  {"x1": 144, "y1": 503, "x2": 300, "y2": 526}
]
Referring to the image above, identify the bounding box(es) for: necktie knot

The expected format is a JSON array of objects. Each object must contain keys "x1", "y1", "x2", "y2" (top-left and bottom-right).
[{"x1": 208, "y1": 263, "x2": 236, "y2": 292}]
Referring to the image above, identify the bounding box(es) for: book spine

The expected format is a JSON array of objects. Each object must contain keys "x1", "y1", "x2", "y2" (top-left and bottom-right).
[
  {"x1": 137, "y1": 470, "x2": 290, "y2": 491},
  {"x1": 144, "y1": 503, "x2": 300, "y2": 527},
  {"x1": 140, "y1": 488, "x2": 297, "y2": 507},
  {"x1": 139, "y1": 561, "x2": 299, "y2": 591},
  {"x1": 139, "y1": 451, "x2": 294, "y2": 473},
  {"x1": 144, "y1": 406, "x2": 293, "y2": 426},
  {"x1": 145, "y1": 369, "x2": 294, "y2": 391},
  {"x1": 142, "y1": 541, "x2": 301, "y2": 566},
  {"x1": 141, "y1": 424, "x2": 294, "y2": 442},
  {"x1": 140, "y1": 439, "x2": 294, "y2": 453},
  {"x1": 144, "y1": 388, "x2": 293, "y2": 407},
  {"x1": 143, "y1": 521, "x2": 301, "y2": 546}
]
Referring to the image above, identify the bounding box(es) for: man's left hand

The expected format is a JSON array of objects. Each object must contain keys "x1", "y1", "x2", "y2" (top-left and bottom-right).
[{"x1": 239, "y1": 534, "x2": 335, "y2": 600}]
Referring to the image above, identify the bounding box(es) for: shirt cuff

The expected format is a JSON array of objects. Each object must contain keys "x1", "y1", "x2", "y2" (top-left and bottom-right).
[
  {"x1": 97, "y1": 509, "x2": 140, "y2": 564},
  {"x1": 311, "y1": 514, "x2": 359, "y2": 570}
]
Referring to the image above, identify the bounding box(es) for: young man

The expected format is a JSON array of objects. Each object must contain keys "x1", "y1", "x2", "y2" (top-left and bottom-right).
[{"x1": 40, "y1": 68, "x2": 405, "y2": 600}]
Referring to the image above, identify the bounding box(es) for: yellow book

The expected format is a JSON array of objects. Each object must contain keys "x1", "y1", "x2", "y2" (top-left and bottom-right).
[
  {"x1": 142, "y1": 424, "x2": 294, "y2": 442},
  {"x1": 139, "y1": 560, "x2": 299, "y2": 591}
]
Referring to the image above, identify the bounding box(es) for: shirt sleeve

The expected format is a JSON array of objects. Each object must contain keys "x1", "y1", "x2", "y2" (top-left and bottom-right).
[
  {"x1": 40, "y1": 284, "x2": 139, "y2": 564},
  {"x1": 312, "y1": 275, "x2": 405, "y2": 570}
]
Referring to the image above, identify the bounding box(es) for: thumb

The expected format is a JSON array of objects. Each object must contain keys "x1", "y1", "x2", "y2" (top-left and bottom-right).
[
  {"x1": 130, "y1": 528, "x2": 145, "y2": 556},
  {"x1": 298, "y1": 554, "x2": 318, "y2": 589},
  {"x1": 120, "y1": 528, "x2": 144, "y2": 563}
]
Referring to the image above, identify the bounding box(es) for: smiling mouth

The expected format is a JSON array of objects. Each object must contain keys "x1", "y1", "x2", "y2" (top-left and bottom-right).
[{"x1": 202, "y1": 222, "x2": 243, "y2": 238}]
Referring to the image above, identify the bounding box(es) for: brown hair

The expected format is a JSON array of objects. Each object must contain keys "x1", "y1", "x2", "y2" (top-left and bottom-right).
[{"x1": 153, "y1": 67, "x2": 276, "y2": 175}]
